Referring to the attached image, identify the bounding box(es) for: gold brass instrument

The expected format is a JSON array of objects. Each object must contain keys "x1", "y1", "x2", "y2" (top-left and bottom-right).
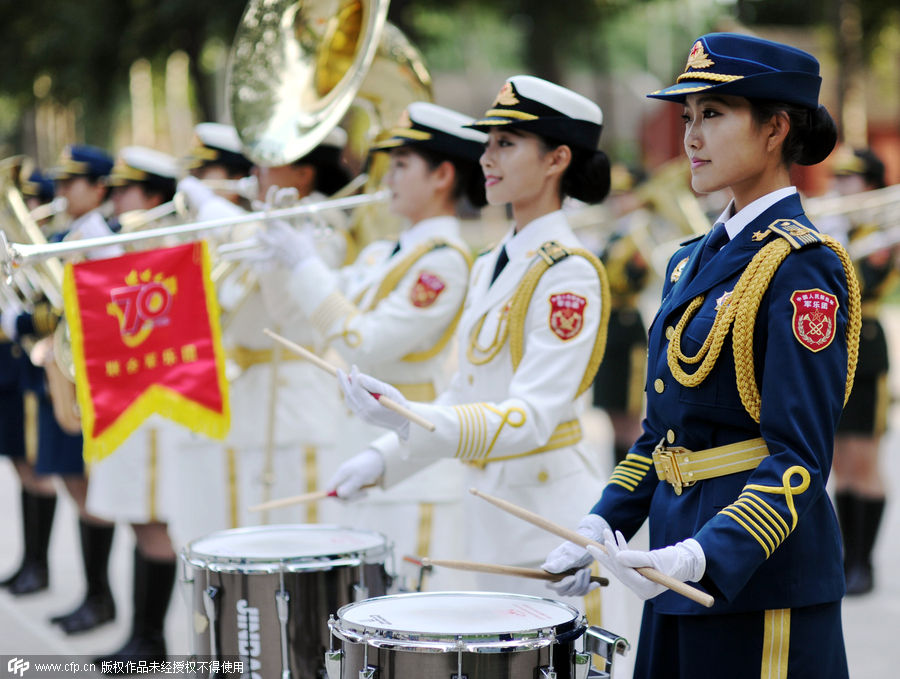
[
  {"x1": 803, "y1": 184, "x2": 900, "y2": 260},
  {"x1": 29, "y1": 197, "x2": 69, "y2": 224},
  {"x1": 0, "y1": 190, "x2": 390, "y2": 270}
]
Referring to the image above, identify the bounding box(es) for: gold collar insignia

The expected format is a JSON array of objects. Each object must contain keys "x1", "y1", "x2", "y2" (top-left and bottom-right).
[{"x1": 670, "y1": 257, "x2": 689, "y2": 283}]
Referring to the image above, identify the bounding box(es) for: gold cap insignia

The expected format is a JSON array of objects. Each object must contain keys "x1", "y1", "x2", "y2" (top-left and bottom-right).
[
  {"x1": 397, "y1": 109, "x2": 413, "y2": 128},
  {"x1": 685, "y1": 41, "x2": 714, "y2": 72},
  {"x1": 492, "y1": 82, "x2": 519, "y2": 107}
]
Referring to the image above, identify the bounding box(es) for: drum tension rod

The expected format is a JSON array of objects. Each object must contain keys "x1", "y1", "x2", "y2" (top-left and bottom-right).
[{"x1": 276, "y1": 570, "x2": 291, "y2": 679}]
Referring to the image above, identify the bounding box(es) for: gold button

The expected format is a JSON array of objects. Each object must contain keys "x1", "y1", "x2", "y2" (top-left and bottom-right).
[
  {"x1": 654, "y1": 379, "x2": 665, "y2": 393},
  {"x1": 667, "y1": 430, "x2": 675, "y2": 444},
  {"x1": 666, "y1": 326, "x2": 675, "y2": 340},
  {"x1": 537, "y1": 470, "x2": 549, "y2": 483}
]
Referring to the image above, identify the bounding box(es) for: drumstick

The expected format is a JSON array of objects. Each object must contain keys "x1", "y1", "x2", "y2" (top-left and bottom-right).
[
  {"x1": 469, "y1": 488, "x2": 715, "y2": 608},
  {"x1": 421, "y1": 558, "x2": 608, "y2": 587},
  {"x1": 263, "y1": 328, "x2": 436, "y2": 432},
  {"x1": 247, "y1": 485, "x2": 378, "y2": 513}
]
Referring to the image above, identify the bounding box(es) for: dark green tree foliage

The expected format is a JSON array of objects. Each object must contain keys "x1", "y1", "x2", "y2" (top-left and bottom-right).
[{"x1": 0, "y1": 0, "x2": 247, "y2": 145}]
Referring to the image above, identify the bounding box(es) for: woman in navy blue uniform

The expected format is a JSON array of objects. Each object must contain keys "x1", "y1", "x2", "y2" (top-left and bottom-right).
[{"x1": 542, "y1": 34, "x2": 860, "y2": 678}]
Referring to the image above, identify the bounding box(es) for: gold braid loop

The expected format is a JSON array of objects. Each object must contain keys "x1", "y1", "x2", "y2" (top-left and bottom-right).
[
  {"x1": 509, "y1": 244, "x2": 611, "y2": 397},
  {"x1": 668, "y1": 234, "x2": 862, "y2": 423}
]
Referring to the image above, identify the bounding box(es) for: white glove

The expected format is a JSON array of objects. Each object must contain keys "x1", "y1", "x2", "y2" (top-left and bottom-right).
[
  {"x1": 251, "y1": 219, "x2": 317, "y2": 269},
  {"x1": 541, "y1": 514, "x2": 610, "y2": 597},
  {"x1": 177, "y1": 176, "x2": 217, "y2": 210},
  {"x1": 588, "y1": 529, "x2": 706, "y2": 601},
  {"x1": 327, "y1": 448, "x2": 385, "y2": 500},
  {"x1": 1, "y1": 306, "x2": 23, "y2": 342},
  {"x1": 337, "y1": 365, "x2": 410, "y2": 441}
]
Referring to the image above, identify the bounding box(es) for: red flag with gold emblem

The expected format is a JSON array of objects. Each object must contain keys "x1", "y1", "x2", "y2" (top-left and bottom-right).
[{"x1": 63, "y1": 242, "x2": 229, "y2": 463}]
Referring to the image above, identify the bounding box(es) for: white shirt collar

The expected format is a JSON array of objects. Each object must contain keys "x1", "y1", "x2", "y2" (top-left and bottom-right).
[
  {"x1": 502, "y1": 210, "x2": 568, "y2": 260},
  {"x1": 398, "y1": 215, "x2": 459, "y2": 251},
  {"x1": 716, "y1": 186, "x2": 798, "y2": 241}
]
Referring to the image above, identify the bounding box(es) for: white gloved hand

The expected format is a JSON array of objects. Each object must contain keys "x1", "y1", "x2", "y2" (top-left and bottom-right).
[
  {"x1": 541, "y1": 514, "x2": 610, "y2": 597},
  {"x1": 1, "y1": 305, "x2": 23, "y2": 342},
  {"x1": 250, "y1": 219, "x2": 317, "y2": 269},
  {"x1": 337, "y1": 365, "x2": 410, "y2": 441},
  {"x1": 588, "y1": 529, "x2": 706, "y2": 601},
  {"x1": 177, "y1": 176, "x2": 217, "y2": 210},
  {"x1": 327, "y1": 448, "x2": 385, "y2": 500}
]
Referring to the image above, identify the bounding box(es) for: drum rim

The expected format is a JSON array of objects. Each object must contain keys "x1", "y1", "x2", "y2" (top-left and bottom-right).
[
  {"x1": 183, "y1": 524, "x2": 391, "y2": 569},
  {"x1": 330, "y1": 591, "x2": 585, "y2": 650}
]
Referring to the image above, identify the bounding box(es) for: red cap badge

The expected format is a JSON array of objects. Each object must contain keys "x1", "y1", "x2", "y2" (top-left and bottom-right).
[
  {"x1": 790, "y1": 289, "x2": 839, "y2": 352},
  {"x1": 549, "y1": 292, "x2": 587, "y2": 341},
  {"x1": 411, "y1": 271, "x2": 446, "y2": 308}
]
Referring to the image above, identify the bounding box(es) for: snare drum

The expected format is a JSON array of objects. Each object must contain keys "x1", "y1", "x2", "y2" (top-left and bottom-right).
[
  {"x1": 182, "y1": 525, "x2": 391, "y2": 679},
  {"x1": 326, "y1": 591, "x2": 627, "y2": 679}
]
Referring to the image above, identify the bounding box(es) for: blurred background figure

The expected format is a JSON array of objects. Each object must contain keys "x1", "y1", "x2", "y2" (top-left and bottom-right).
[{"x1": 829, "y1": 147, "x2": 895, "y2": 596}]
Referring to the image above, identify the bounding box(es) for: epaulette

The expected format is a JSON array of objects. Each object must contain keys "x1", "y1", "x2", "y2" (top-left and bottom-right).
[
  {"x1": 761, "y1": 219, "x2": 825, "y2": 250},
  {"x1": 477, "y1": 243, "x2": 497, "y2": 258},
  {"x1": 678, "y1": 234, "x2": 704, "y2": 246},
  {"x1": 537, "y1": 241, "x2": 572, "y2": 265}
]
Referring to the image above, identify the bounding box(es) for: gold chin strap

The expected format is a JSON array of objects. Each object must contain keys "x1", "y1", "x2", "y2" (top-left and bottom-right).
[{"x1": 667, "y1": 231, "x2": 862, "y2": 422}]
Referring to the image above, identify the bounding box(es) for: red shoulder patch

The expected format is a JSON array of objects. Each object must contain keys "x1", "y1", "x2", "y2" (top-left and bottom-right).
[
  {"x1": 549, "y1": 292, "x2": 587, "y2": 341},
  {"x1": 790, "y1": 289, "x2": 839, "y2": 352},
  {"x1": 411, "y1": 271, "x2": 446, "y2": 308}
]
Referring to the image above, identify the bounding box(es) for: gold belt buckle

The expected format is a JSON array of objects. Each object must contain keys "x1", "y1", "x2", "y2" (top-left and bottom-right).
[{"x1": 655, "y1": 440, "x2": 693, "y2": 496}]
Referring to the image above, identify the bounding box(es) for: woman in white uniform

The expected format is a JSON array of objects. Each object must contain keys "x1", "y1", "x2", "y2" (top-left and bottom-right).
[
  {"x1": 258, "y1": 103, "x2": 487, "y2": 588},
  {"x1": 324, "y1": 77, "x2": 621, "y2": 620}
]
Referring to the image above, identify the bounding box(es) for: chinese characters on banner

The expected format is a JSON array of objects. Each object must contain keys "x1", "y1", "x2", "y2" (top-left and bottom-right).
[{"x1": 63, "y1": 241, "x2": 230, "y2": 463}]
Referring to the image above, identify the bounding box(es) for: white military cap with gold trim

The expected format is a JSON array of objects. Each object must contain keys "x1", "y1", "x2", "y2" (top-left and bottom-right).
[
  {"x1": 467, "y1": 75, "x2": 603, "y2": 151},
  {"x1": 107, "y1": 146, "x2": 178, "y2": 195},
  {"x1": 372, "y1": 102, "x2": 487, "y2": 162}
]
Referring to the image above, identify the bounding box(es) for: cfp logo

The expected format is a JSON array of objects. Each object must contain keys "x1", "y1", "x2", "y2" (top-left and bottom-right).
[{"x1": 7, "y1": 658, "x2": 29, "y2": 677}]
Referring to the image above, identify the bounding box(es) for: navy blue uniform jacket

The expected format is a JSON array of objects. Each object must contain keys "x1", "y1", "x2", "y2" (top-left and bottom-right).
[{"x1": 593, "y1": 193, "x2": 849, "y2": 615}]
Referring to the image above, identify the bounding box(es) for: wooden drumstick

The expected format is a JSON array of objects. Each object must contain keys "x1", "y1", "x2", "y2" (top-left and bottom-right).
[
  {"x1": 247, "y1": 484, "x2": 378, "y2": 512},
  {"x1": 469, "y1": 488, "x2": 715, "y2": 608},
  {"x1": 421, "y1": 558, "x2": 609, "y2": 587},
  {"x1": 263, "y1": 328, "x2": 436, "y2": 432}
]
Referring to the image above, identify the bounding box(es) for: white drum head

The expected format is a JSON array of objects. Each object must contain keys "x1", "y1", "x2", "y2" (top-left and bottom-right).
[
  {"x1": 339, "y1": 592, "x2": 578, "y2": 636},
  {"x1": 187, "y1": 525, "x2": 387, "y2": 566}
]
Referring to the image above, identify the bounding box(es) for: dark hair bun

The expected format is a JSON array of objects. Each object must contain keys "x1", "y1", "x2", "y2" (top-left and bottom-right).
[
  {"x1": 565, "y1": 149, "x2": 611, "y2": 204},
  {"x1": 464, "y1": 164, "x2": 488, "y2": 208},
  {"x1": 797, "y1": 105, "x2": 837, "y2": 166}
]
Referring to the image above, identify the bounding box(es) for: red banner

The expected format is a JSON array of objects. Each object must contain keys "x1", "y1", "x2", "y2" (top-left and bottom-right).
[{"x1": 63, "y1": 242, "x2": 230, "y2": 463}]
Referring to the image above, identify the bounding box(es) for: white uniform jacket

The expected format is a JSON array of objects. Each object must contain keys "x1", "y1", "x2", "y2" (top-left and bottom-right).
[
  {"x1": 370, "y1": 210, "x2": 607, "y2": 564},
  {"x1": 288, "y1": 216, "x2": 471, "y2": 504},
  {"x1": 64, "y1": 209, "x2": 123, "y2": 260}
]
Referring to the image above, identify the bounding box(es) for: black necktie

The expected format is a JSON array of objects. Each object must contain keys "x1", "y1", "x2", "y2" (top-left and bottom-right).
[
  {"x1": 390, "y1": 242, "x2": 401, "y2": 257},
  {"x1": 697, "y1": 223, "x2": 728, "y2": 270},
  {"x1": 490, "y1": 245, "x2": 509, "y2": 286}
]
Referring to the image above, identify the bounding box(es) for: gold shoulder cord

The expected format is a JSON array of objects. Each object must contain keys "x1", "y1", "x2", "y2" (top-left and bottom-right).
[
  {"x1": 467, "y1": 241, "x2": 612, "y2": 397},
  {"x1": 366, "y1": 239, "x2": 474, "y2": 363},
  {"x1": 667, "y1": 231, "x2": 861, "y2": 422}
]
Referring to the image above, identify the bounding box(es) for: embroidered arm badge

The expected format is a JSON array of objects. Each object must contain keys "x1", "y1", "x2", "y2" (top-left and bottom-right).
[
  {"x1": 411, "y1": 271, "x2": 446, "y2": 308},
  {"x1": 549, "y1": 292, "x2": 587, "y2": 340},
  {"x1": 790, "y1": 288, "x2": 839, "y2": 352}
]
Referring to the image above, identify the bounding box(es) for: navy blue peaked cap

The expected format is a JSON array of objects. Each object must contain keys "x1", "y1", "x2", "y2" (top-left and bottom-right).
[
  {"x1": 50, "y1": 144, "x2": 115, "y2": 180},
  {"x1": 648, "y1": 33, "x2": 822, "y2": 110}
]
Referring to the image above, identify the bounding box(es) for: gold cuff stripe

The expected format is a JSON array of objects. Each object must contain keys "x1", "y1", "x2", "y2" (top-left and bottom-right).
[
  {"x1": 726, "y1": 505, "x2": 777, "y2": 554},
  {"x1": 628, "y1": 452, "x2": 654, "y2": 465},
  {"x1": 311, "y1": 290, "x2": 358, "y2": 338},
  {"x1": 483, "y1": 108, "x2": 540, "y2": 121},
  {"x1": 609, "y1": 479, "x2": 638, "y2": 491},
  {"x1": 741, "y1": 491, "x2": 789, "y2": 537},
  {"x1": 226, "y1": 346, "x2": 308, "y2": 371},
  {"x1": 612, "y1": 468, "x2": 644, "y2": 483},
  {"x1": 761, "y1": 608, "x2": 791, "y2": 679},
  {"x1": 620, "y1": 459, "x2": 652, "y2": 472},
  {"x1": 720, "y1": 508, "x2": 772, "y2": 558},
  {"x1": 462, "y1": 417, "x2": 581, "y2": 469}
]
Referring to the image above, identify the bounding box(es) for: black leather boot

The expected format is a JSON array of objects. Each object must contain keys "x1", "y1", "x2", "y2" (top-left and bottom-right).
[
  {"x1": 96, "y1": 549, "x2": 175, "y2": 670},
  {"x1": 8, "y1": 491, "x2": 56, "y2": 595},
  {"x1": 0, "y1": 489, "x2": 30, "y2": 587},
  {"x1": 845, "y1": 496, "x2": 885, "y2": 596},
  {"x1": 834, "y1": 491, "x2": 858, "y2": 576},
  {"x1": 51, "y1": 520, "x2": 116, "y2": 633}
]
